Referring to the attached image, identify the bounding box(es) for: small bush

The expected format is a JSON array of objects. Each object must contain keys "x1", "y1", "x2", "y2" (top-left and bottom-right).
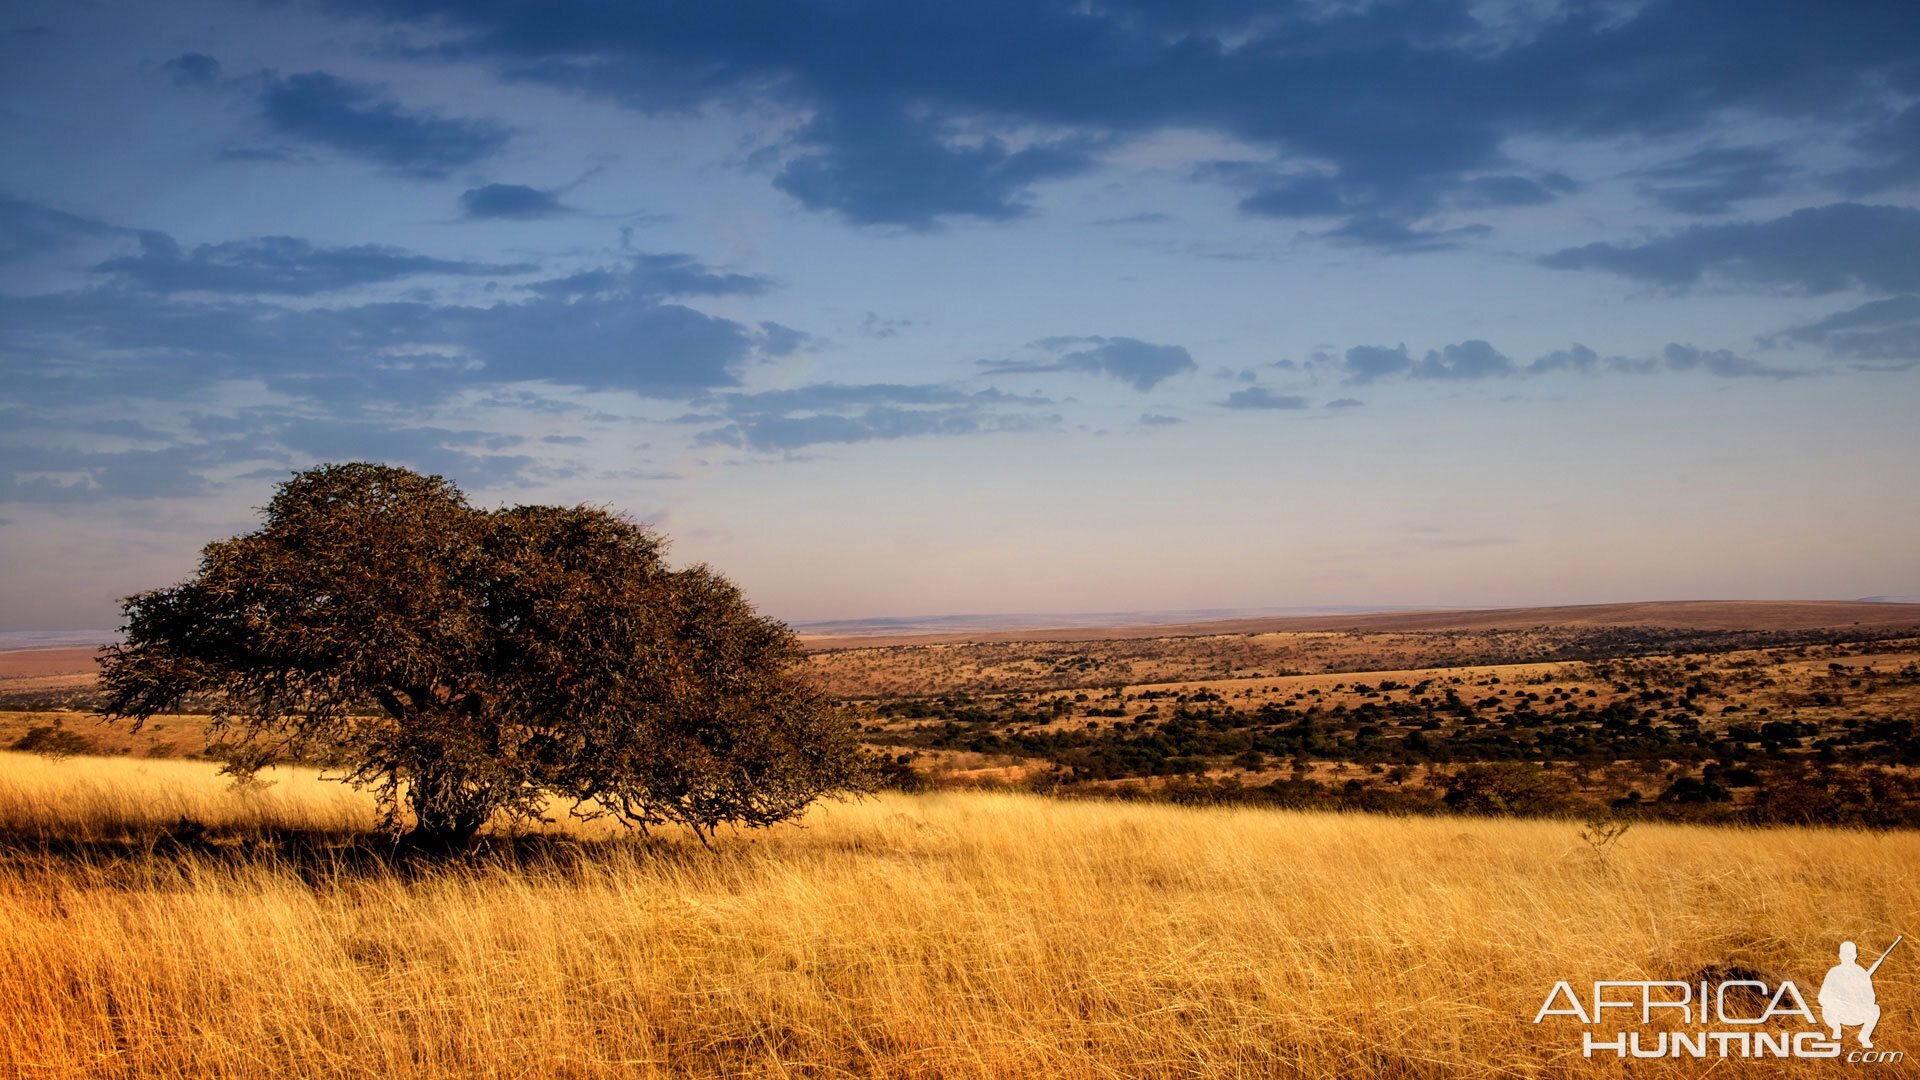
[{"x1": 11, "y1": 721, "x2": 95, "y2": 761}]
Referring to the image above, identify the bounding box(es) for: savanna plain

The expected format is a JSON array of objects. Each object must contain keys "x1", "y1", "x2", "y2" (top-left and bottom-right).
[{"x1": 2, "y1": 601, "x2": 1918, "y2": 1077}]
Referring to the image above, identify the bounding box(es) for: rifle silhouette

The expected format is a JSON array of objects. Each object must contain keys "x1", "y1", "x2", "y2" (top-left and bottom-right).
[{"x1": 1867, "y1": 935, "x2": 1903, "y2": 978}]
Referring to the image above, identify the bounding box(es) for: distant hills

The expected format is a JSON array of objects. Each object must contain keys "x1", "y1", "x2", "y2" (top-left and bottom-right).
[{"x1": 791, "y1": 606, "x2": 1416, "y2": 639}]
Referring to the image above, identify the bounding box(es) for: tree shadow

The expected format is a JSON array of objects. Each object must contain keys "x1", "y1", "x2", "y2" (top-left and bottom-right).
[{"x1": 0, "y1": 819, "x2": 715, "y2": 885}]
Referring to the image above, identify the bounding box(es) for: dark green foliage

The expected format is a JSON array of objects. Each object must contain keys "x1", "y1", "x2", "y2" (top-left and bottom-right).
[{"x1": 99, "y1": 463, "x2": 869, "y2": 847}]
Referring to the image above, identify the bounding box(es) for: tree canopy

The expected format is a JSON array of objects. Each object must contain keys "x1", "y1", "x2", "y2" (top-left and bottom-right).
[{"x1": 100, "y1": 463, "x2": 869, "y2": 846}]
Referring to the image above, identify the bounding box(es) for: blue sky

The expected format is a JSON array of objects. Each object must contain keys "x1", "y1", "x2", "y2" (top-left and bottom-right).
[{"x1": 2, "y1": 0, "x2": 1917, "y2": 630}]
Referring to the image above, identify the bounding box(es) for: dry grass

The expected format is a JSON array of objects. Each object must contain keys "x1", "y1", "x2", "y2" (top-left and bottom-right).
[
  {"x1": 0, "y1": 751, "x2": 1915, "y2": 1078},
  {"x1": 0, "y1": 754, "x2": 379, "y2": 841}
]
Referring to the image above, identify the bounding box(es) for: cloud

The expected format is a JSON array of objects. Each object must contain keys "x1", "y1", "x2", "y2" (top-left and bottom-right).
[
  {"x1": 1344, "y1": 340, "x2": 1513, "y2": 381},
  {"x1": 1229, "y1": 171, "x2": 1347, "y2": 218},
  {"x1": 770, "y1": 102, "x2": 1098, "y2": 228},
  {"x1": 523, "y1": 253, "x2": 768, "y2": 300},
  {"x1": 1541, "y1": 203, "x2": 1920, "y2": 295},
  {"x1": 1320, "y1": 216, "x2": 1493, "y2": 252},
  {"x1": 336, "y1": 0, "x2": 1920, "y2": 231},
  {"x1": 0, "y1": 441, "x2": 236, "y2": 502},
  {"x1": 754, "y1": 321, "x2": 812, "y2": 356},
  {"x1": 162, "y1": 52, "x2": 222, "y2": 88},
  {"x1": 1457, "y1": 174, "x2": 1576, "y2": 209},
  {"x1": 0, "y1": 193, "x2": 133, "y2": 263},
  {"x1": 1324, "y1": 398, "x2": 1364, "y2": 409},
  {"x1": 1224, "y1": 165, "x2": 1573, "y2": 243},
  {"x1": 458, "y1": 183, "x2": 573, "y2": 220},
  {"x1": 859, "y1": 312, "x2": 912, "y2": 338},
  {"x1": 1413, "y1": 340, "x2": 1514, "y2": 380},
  {"x1": 0, "y1": 412, "x2": 561, "y2": 504},
  {"x1": 693, "y1": 383, "x2": 1056, "y2": 451},
  {"x1": 1344, "y1": 344, "x2": 1412, "y2": 383},
  {"x1": 1526, "y1": 344, "x2": 1655, "y2": 375},
  {"x1": 1835, "y1": 105, "x2": 1920, "y2": 195},
  {"x1": 1138, "y1": 413, "x2": 1183, "y2": 425},
  {"x1": 0, "y1": 249, "x2": 781, "y2": 407},
  {"x1": 1338, "y1": 339, "x2": 1798, "y2": 384},
  {"x1": 261, "y1": 71, "x2": 510, "y2": 178},
  {"x1": 1775, "y1": 295, "x2": 1920, "y2": 362},
  {"x1": 1220, "y1": 387, "x2": 1309, "y2": 410},
  {"x1": 92, "y1": 233, "x2": 535, "y2": 294},
  {"x1": 1659, "y1": 343, "x2": 1797, "y2": 379},
  {"x1": 997, "y1": 335, "x2": 1196, "y2": 391},
  {"x1": 266, "y1": 418, "x2": 538, "y2": 487},
  {"x1": 1630, "y1": 145, "x2": 1793, "y2": 215}
]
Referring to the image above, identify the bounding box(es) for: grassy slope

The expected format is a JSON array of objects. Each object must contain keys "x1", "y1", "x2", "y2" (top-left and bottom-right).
[{"x1": 1, "y1": 752, "x2": 1914, "y2": 1077}]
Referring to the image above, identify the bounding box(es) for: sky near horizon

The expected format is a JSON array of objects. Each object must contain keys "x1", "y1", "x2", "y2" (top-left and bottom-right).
[{"x1": 2, "y1": 0, "x2": 1918, "y2": 631}]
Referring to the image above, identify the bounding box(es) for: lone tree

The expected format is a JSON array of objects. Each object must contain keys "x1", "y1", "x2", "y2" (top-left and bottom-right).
[{"x1": 100, "y1": 463, "x2": 869, "y2": 847}]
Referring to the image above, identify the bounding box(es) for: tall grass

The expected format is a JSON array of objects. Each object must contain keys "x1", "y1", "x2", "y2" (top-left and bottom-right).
[{"x1": 0, "y1": 751, "x2": 1914, "y2": 1077}]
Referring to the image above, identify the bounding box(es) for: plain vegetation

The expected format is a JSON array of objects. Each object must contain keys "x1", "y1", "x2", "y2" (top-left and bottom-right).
[{"x1": 2, "y1": 751, "x2": 1915, "y2": 1078}]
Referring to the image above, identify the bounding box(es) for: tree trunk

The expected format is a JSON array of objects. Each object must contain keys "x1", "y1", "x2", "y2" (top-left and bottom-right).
[{"x1": 406, "y1": 767, "x2": 493, "y2": 850}]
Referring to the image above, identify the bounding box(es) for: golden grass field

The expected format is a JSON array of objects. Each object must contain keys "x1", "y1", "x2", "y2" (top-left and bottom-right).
[{"x1": 2, "y1": 751, "x2": 1915, "y2": 1078}]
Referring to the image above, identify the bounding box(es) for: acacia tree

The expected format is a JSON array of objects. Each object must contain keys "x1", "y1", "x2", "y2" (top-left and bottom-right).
[{"x1": 99, "y1": 463, "x2": 869, "y2": 847}]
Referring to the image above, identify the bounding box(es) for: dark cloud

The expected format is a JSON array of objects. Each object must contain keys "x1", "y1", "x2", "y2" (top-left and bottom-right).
[
  {"x1": 1226, "y1": 171, "x2": 1348, "y2": 218},
  {"x1": 0, "y1": 194, "x2": 133, "y2": 263},
  {"x1": 335, "y1": 0, "x2": 1920, "y2": 231},
  {"x1": 1224, "y1": 164, "x2": 1573, "y2": 241},
  {"x1": 1835, "y1": 105, "x2": 1920, "y2": 196},
  {"x1": 1095, "y1": 212, "x2": 1172, "y2": 226},
  {"x1": 771, "y1": 102, "x2": 1097, "y2": 228},
  {"x1": 0, "y1": 411, "x2": 561, "y2": 504},
  {"x1": 1414, "y1": 340, "x2": 1514, "y2": 380},
  {"x1": 1344, "y1": 340, "x2": 1513, "y2": 381},
  {"x1": 1324, "y1": 398, "x2": 1364, "y2": 409},
  {"x1": 1659, "y1": 343, "x2": 1796, "y2": 379},
  {"x1": 1340, "y1": 339, "x2": 1799, "y2": 383},
  {"x1": 1138, "y1": 412, "x2": 1183, "y2": 425},
  {"x1": 0, "y1": 250, "x2": 779, "y2": 407},
  {"x1": 1344, "y1": 344, "x2": 1412, "y2": 383},
  {"x1": 1213, "y1": 162, "x2": 1558, "y2": 246},
  {"x1": 693, "y1": 383, "x2": 1056, "y2": 451},
  {"x1": 261, "y1": 71, "x2": 510, "y2": 178},
  {"x1": 458, "y1": 183, "x2": 572, "y2": 220},
  {"x1": 162, "y1": 52, "x2": 222, "y2": 88},
  {"x1": 523, "y1": 253, "x2": 768, "y2": 300},
  {"x1": 0, "y1": 415, "x2": 440, "y2": 504},
  {"x1": 1776, "y1": 295, "x2": 1920, "y2": 361},
  {"x1": 1542, "y1": 203, "x2": 1920, "y2": 295},
  {"x1": 1220, "y1": 387, "x2": 1309, "y2": 410},
  {"x1": 1457, "y1": 173, "x2": 1576, "y2": 208},
  {"x1": 1631, "y1": 145, "x2": 1793, "y2": 215},
  {"x1": 93, "y1": 233, "x2": 535, "y2": 294},
  {"x1": 754, "y1": 321, "x2": 812, "y2": 357},
  {"x1": 1000, "y1": 335, "x2": 1197, "y2": 391},
  {"x1": 0, "y1": 442, "x2": 229, "y2": 503},
  {"x1": 1526, "y1": 344, "x2": 1655, "y2": 375}
]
